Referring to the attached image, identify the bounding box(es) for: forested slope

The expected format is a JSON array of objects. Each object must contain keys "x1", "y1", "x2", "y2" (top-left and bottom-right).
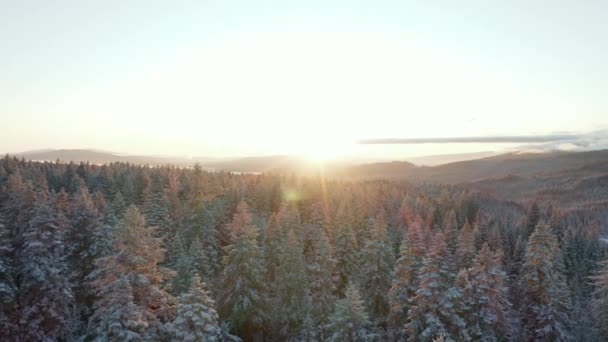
[{"x1": 1, "y1": 156, "x2": 607, "y2": 341}]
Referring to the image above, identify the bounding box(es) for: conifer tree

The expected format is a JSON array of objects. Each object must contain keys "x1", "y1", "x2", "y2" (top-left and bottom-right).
[
  {"x1": 520, "y1": 224, "x2": 571, "y2": 341},
  {"x1": 171, "y1": 275, "x2": 222, "y2": 341},
  {"x1": 388, "y1": 227, "x2": 424, "y2": 330},
  {"x1": 18, "y1": 191, "x2": 75, "y2": 341},
  {"x1": 88, "y1": 205, "x2": 175, "y2": 340},
  {"x1": 303, "y1": 223, "x2": 336, "y2": 325},
  {"x1": 334, "y1": 200, "x2": 359, "y2": 296},
  {"x1": 444, "y1": 209, "x2": 459, "y2": 255},
  {"x1": 272, "y1": 229, "x2": 311, "y2": 338},
  {"x1": 327, "y1": 282, "x2": 374, "y2": 342},
  {"x1": 473, "y1": 211, "x2": 490, "y2": 249},
  {"x1": 456, "y1": 220, "x2": 476, "y2": 269},
  {"x1": 65, "y1": 185, "x2": 102, "y2": 322},
  {"x1": 263, "y1": 213, "x2": 285, "y2": 284},
  {"x1": 459, "y1": 244, "x2": 512, "y2": 341},
  {"x1": 89, "y1": 275, "x2": 147, "y2": 341},
  {"x1": 142, "y1": 189, "x2": 172, "y2": 232},
  {"x1": 405, "y1": 233, "x2": 465, "y2": 341},
  {"x1": 169, "y1": 233, "x2": 196, "y2": 295},
  {"x1": 591, "y1": 255, "x2": 608, "y2": 338},
  {"x1": 523, "y1": 202, "x2": 540, "y2": 240},
  {"x1": 190, "y1": 235, "x2": 218, "y2": 286},
  {"x1": 360, "y1": 211, "x2": 395, "y2": 321},
  {"x1": 217, "y1": 202, "x2": 267, "y2": 337},
  {"x1": 0, "y1": 223, "x2": 17, "y2": 339}
]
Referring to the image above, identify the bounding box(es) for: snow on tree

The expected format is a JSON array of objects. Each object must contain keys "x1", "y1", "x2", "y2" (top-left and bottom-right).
[
  {"x1": 443, "y1": 209, "x2": 459, "y2": 255},
  {"x1": 87, "y1": 205, "x2": 175, "y2": 341},
  {"x1": 388, "y1": 225, "x2": 424, "y2": 330},
  {"x1": 457, "y1": 243, "x2": 512, "y2": 341},
  {"x1": 271, "y1": 228, "x2": 311, "y2": 338},
  {"x1": 591, "y1": 255, "x2": 608, "y2": 338},
  {"x1": 456, "y1": 219, "x2": 476, "y2": 269},
  {"x1": 190, "y1": 235, "x2": 218, "y2": 286},
  {"x1": 405, "y1": 232, "x2": 466, "y2": 342},
  {"x1": 263, "y1": 213, "x2": 285, "y2": 284},
  {"x1": 170, "y1": 275, "x2": 222, "y2": 341},
  {"x1": 0, "y1": 223, "x2": 17, "y2": 339},
  {"x1": 65, "y1": 185, "x2": 103, "y2": 322},
  {"x1": 88, "y1": 275, "x2": 147, "y2": 341},
  {"x1": 360, "y1": 211, "x2": 395, "y2": 322},
  {"x1": 17, "y1": 190, "x2": 75, "y2": 341},
  {"x1": 303, "y1": 223, "x2": 336, "y2": 325},
  {"x1": 473, "y1": 211, "x2": 490, "y2": 250},
  {"x1": 327, "y1": 282, "x2": 375, "y2": 342},
  {"x1": 520, "y1": 224, "x2": 571, "y2": 341},
  {"x1": 168, "y1": 233, "x2": 197, "y2": 295},
  {"x1": 142, "y1": 188, "x2": 172, "y2": 232},
  {"x1": 217, "y1": 201, "x2": 267, "y2": 337},
  {"x1": 334, "y1": 200, "x2": 359, "y2": 296}
]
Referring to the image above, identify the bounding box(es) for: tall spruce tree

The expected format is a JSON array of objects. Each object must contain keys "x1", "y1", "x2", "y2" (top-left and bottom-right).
[
  {"x1": 303, "y1": 223, "x2": 336, "y2": 326},
  {"x1": 327, "y1": 282, "x2": 374, "y2": 342},
  {"x1": 459, "y1": 244, "x2": 512, "y2": 341},
  {"x1": 388, "y1": 226, "x2": 424, "y2": 330},
  {"x1": 217, "y1": 202, "x2": 267, "y2": 338},
  {"x1": 170, "y1": 275, "x2": 222, "y2": 341},
  {"x1": 334, "y1": 200, "x2": 359, "y2": 296},
  {"x1": 360, "y1": 211, "x2": 395, "y2": 322},
  {"x1": 405, "y1": 233, "x2": 466, "y2": 341},
  {"x1": 272, "y1": 229, "x2": 311, "y2": 339},
  {"x1": 65, "y1": 185, "x2": 102, "y2": 324},
  {"x1": 591, "y1": 255, "x2": 608, "y2": 339},
  {"x1": 18, "y1": 190, "x2": 75, "y2": 341},
  {"x1": 0, "y1": 223, "x2": 17, "y2": 339},
  {"x1": 88, "y1": 205, "x2": 175, "y2": 341},
  {"x1": 520, "y1": 224, "x2": 571, "y2": 341}
]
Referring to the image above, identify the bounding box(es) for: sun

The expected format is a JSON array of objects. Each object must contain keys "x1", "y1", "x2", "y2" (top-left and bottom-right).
[{"x1": 298, "y1": 139, "x2": 349, "y2": 163}]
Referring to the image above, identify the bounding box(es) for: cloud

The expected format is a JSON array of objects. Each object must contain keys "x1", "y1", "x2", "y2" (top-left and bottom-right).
[
  {"x1": 513, "y1": 130, "x2": 608, "y2": 152},
  {"x1": 358, "y1": 134, "x2": 580, "y2": 144}
]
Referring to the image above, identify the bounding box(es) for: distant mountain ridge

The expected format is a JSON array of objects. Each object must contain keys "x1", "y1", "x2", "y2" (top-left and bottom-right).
[{"x1": 9, "y1": 148, "x2": 608, "y2": 186}]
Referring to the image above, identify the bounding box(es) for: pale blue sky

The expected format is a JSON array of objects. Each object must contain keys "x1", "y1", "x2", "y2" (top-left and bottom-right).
[{"x1": 1, "y1": 1, "x2": 607, "y2": 159}]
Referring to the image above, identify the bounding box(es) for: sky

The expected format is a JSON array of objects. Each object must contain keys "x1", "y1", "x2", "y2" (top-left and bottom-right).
[{"x1": 1, "y1": 0, "x2": 607, "y2": 160}]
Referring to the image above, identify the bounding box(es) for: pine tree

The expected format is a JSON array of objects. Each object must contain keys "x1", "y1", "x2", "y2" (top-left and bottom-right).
[
  {"x1": 88, "y1": 205, "x2": 175, "y2": 341},
  {"x1": 459, "y1": 244, "x2": 512, "y2": 341},
  {"x1": 591, "y1": 255, "x2": 608, "y2": 338},
  {"x1": 303, "y1": 223, "x2": 335, "y2": 325},
  {"x1": 89, "y1": 275, "x2": 147, "y2": 341},
  {"x1": 360, "y1": 211, "x2": 395, "y2": 322},
  {"x1": 190, "y1": 235, "x2": 218, "y2": 286},
  {"x1": 444, "y1": 209, "x2": 459, "y2": 255},
  {"x1": 18, "y1": 191, "x2": 75, "y2": 341},
  {"x1": 327, "y1": 282, "x2": 375, "y2": 342},
  {"x1": 456, "y1": 220, "x2": 476, "y2": 269},
  {"x1": 217, "y1": 201, "x2": 267, "y2": 337},
  {"x1": 405, "y1": 233, "x2": 465, "y2": 341},
  {"x1": 170, "y1": 275, "x2": 222, "y2": 341},
  {"x1": 520, "y1": 224, "x2": 571, "y2": 341},
  {"x1": 473, "y1": 211, "x2": 490, "y2": 250},
  {"x1": 142, "y1": 189, "x2": 172, "y2": 231},
  {"x1": 169, "y1": 233, "x2": 197, "y2": 295},
  {"x1": 334, "y1": 200, "x2": 359, "y2": 296},
  {"x1": 0, "y1": 223, "x2": 17, "y2": 339},
  {"x1": 523, "y1": 202, "x2": 540, "y2": 240},
  {"x1": 272, "y1": 229, "x2": 311, "y2": 338},
  {"x1": 263, "y1": 213, "x2": 285, "y2": 284},
  {"x1": 388, "y1": 227, "x2": 424, "y2": 330},
  {"x1": 65, "y1": 185, "x2": 103, "y2": 323}
]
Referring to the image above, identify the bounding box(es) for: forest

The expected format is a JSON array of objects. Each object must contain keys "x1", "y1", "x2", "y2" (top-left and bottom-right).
[{"x1": 1, "y1": 155, "x2": 607, "y2": 341}]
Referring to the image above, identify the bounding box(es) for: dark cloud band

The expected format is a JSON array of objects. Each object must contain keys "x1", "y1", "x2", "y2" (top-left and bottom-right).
[{"x1": 359, "y1": 134, "x2": 579, "y2": 144}]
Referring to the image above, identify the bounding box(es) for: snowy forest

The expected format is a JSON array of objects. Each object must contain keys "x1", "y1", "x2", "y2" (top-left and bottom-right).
[{"x1": 1, "y1": 155, "x2": 607, "y2": 342}]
